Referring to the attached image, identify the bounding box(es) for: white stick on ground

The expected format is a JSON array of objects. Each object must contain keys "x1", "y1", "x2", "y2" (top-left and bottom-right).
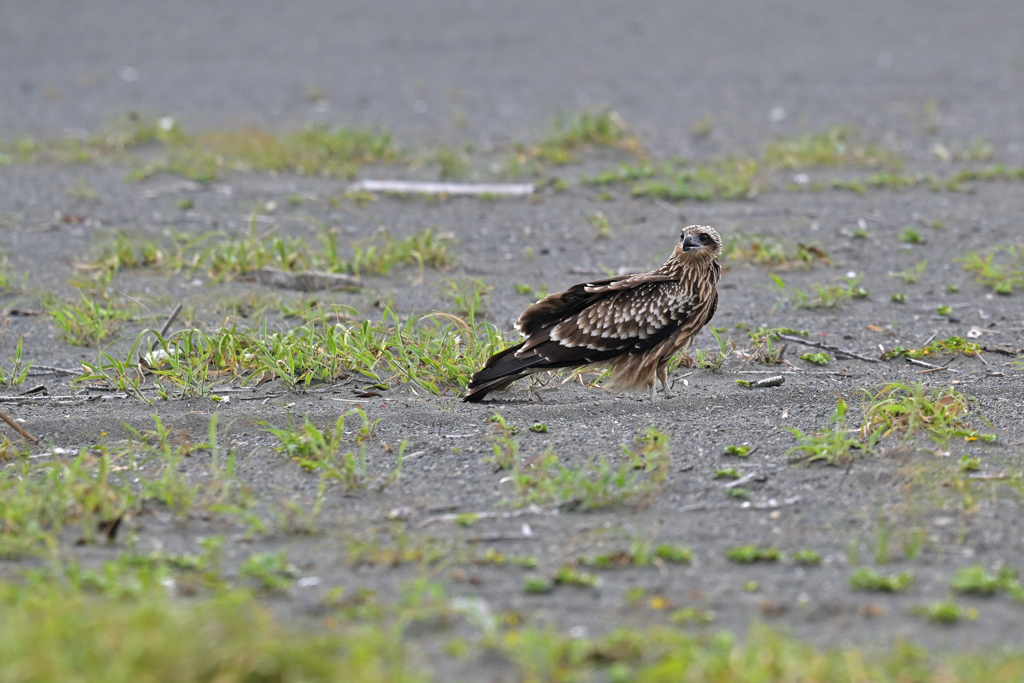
[{"x1": 348, "y1": 180, "x2": 534, "y2": 196}]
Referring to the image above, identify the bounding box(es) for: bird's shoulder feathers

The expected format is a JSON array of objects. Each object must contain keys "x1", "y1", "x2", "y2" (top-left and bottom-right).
[
  {"x1": 514, "y1": 273, "x2": 677, "y2": 339},
  {"x1": 515, "y1": 273, "x2": 707, "y2": 358},
  {"x1": 547, "y1": 279, "x2": 695, "y2": 353}
]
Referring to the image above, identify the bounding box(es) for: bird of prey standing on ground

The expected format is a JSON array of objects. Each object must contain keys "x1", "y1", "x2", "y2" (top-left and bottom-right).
[{"x1": 463, "y1": 224, "x2": 722, "y2": 402}]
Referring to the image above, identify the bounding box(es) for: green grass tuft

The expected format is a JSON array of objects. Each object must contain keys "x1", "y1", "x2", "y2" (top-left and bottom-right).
[
  {"x1": 786, "y1": 399, "x2": 863, "y2": 466},
  {"x1": 725, "y1": 545, "x2": 780, "y2": 563},
  {"x1": 763, "y1": 126, "x2": 902, "y2": 170},
  {"x1": 507, "y1": 428, "x2": 669, "y2": 510},
  {"x1": 959, "y1": 245, "x2": 1024, "y2": 294},
  {"x1": 0, "y1": 582, "x2": 420, "y2": 683},
  {"x1": 849, "y1": 567, "x2": 914, "y2": 592}
]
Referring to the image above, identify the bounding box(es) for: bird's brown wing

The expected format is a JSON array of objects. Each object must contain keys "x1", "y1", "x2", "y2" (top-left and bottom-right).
[
  {"x1": 514, "y1": 273, "x2": 677, "y2": 340},
  {"x1": 516, "y1": 277, "x2": 707, "y2": 365}
]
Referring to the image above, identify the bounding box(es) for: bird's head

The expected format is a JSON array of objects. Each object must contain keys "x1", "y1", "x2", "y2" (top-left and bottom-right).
[{"x1": 679, "y1": 225, "x2": 722, "y2": 256}]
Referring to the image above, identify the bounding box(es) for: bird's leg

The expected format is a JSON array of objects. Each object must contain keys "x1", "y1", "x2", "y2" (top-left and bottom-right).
[
  {"x1": 657, "y1": 366, "x2": 676, "y2": 399},
  {"x1": 648, "y1": 383, "x2": 656, "y2": 401}
]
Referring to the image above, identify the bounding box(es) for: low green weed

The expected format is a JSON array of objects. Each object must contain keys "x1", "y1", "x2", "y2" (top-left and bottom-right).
[
  {"x1": 791, "y1": 550, "x2": 822, "y2": 565},
  {"x1": 631, "y1": 157, "x2": 759, "y2": 201},
  {"x1": 0, "y1": 335, "x2": 31, "y2": 388},
  {"x1": 951, "y1": 564, "x2": 1023, "y2": 598},
  {"x1": 955, "y1": 157, "x2": 1024, "y2": 183},
  {"x1": 431, "y1": 147, "x2": 470, "y2": 180},
  {"x1": 672, "y1": 328, "x2": 734, "y2": 372},
  {"x1": 697, "y1": 328, "x2": 734, "y2": 370},
  {"x1": 768, "y1": 273, "x2": 867, "y2": 310},
  {"x1": 762, "y1": 126, "x2": 902, "y2": 170},
  {"x1": 580, "y1": 163, "x2": 655, "y2": 185},
  {"x1": 0, "y1": 415, "x2": 250, "y2": 547},
  {"x1": 507, "y1": 428, "x2": 669, "y2": 510},
  {"x1": 508, "y1": 452, "x2": 654, "y2": 510},
  {"x1": 910, "y1": 601, "x2": 976, "y2": 624},
  {"x1": 347, "y1": 532, "x2": 445, "y2": 568},
  {"x1": 90, "y1": 229, "x2": 175, "y2": 275},
  {"x1": 0, "y1": 579, "x2": 416, "y2": 682},
  {"x1": 533, "y1": 109, "x2": 640, "y2": 164},
  {"x1": 4, "y1": 563, "x2": 1024, "y2": 682},
  {"x1": 123, "y1": 416, "x2": 206, "y2": 520},
  {"x1": 578, "y1": 155, "x2": 760, "y2": 201},
  {"x1": 268, "y1": 409, "x2": 399, "y2": 495},
  {"x1": 0, "y1": 450, "x2": 135, "y2": 556},
  {"x1": 880, "y1": 336, "x2": 982, "y2": 361},
  {"x1": 959, "y1": 245, "x2": 1024, "y2": 294},
  {"x1": 892, "y1": 260, "x2": 928, "y2": 284},
  {"x1": 349, "y1": 228, "x2": 456, "y2": 275},
  {"x1": 239, "y1": 551, "x2": 298, "y2": 592},
  {"x1": 513, "y1": 282, "x2": 549, "y2": 299},
  {"x1": 472, "y1": 548, "x2": 537, "y2": 569},
  {"x1": 653, "y1": 544, "x2": 693, "y2": 564},
  {"x1": 270, "y1": 414, "x2": 347, "y2": 471},
  {"x1": 692, "y1": 114, "x2": 714, "y2": 138},
  {"x1": 860, "y1": 382, "x2": 995, "y2": 448},
  {"x1": 832, "y1": 172, "x2": 929, "y2": 193},
  {"x1": 523, "y1": 575, "x2": 554, "y2": 594},
  {"x1": 553, "y1": 565, "x2": 599, "y2": 588},
  {"x1": 958, "y1": 455, "x2": 981, "y2": 472},
  {"x1": 849, "y1": 567, "x2": 914, "y2": 592},
  {"x1": 129, "y1": 122, "x2": 400, "y2": 182},
  {"x1": 83, "y1": 308, "x2": 505, "y2": 397},
  {"x1": 89, "y1": 223, "x2": 454, "y2": 283},
  {"x1": 487, "y1": 414, "x2": 520, "y2": 471},
  {"x1": 145, "y1": 329, "x2": 219, "y2": 398},
  {"x1": 497, "y1": 622, "x2": 1024, "y2": 682},
  {"x1": 738, "y1": 332, "x2": 787, "y2": 366},
  {"x1": 69, "y1": 557, "x2": 177, "y2": 600},
  {"x1": 581, "y1": 541, "x2": 693, "y2": 569},
  {"x1": 748, "y1": 326, "x2": 809, "y2": 341},
  {"x1": 725, "y1": 545, "x2": 780, "y2": 563},
  {"x1": 0, "y1": 112, "x2": 166, "y2": 165},
  {"x1": 200, "y1": 224, "x2": 315, "y2": 281},
  {"x1": 587, "y1": 211, "x2": 612, "y2": 240},
  {"x1": 0, "y1": 254, "x2": 25, "y2": 293},
  {"x1": 441, "y1": 277, "x2": 490, "y2": 317},
  {"x1": 670, "y1": 607, "x2": 717, "y2": 624},
  {"x1": 899, "y1": 227, "x2": 923, "y2": 244},
  {"x1": 724, "y1": 235, "x2": 831, "y2": 269},
  {"x1": 44, "y1": 293, "x2": 132, "y2": 346},
  {"x1": 786, "y1": 398, "x2": 864, "y2": 466}
]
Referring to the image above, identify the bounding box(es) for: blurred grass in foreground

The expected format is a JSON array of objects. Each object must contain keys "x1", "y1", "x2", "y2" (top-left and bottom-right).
[{"x1": 0, "y1": 577, "x2": 1022, "y2": 683}]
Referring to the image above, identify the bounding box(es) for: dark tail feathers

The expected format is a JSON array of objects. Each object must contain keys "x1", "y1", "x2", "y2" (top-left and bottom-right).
[{"x1": 462, "y1": 343, "x2": 538, "y2": 402}]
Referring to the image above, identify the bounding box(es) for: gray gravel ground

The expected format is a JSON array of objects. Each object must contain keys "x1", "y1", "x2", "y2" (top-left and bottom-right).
[{"x1": 3, "y1": 0, "x2": 1024, "y2": 667}]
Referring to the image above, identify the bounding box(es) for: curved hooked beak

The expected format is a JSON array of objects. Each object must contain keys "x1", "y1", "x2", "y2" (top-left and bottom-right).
[{"x1": 681, "y1": 234, "x2": 701, "y2": 251}]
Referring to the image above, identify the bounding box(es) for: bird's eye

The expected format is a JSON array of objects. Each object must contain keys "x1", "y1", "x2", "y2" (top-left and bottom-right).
[{"x1": 699, "y1": 233, "x2": 711, "y2": 244}]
